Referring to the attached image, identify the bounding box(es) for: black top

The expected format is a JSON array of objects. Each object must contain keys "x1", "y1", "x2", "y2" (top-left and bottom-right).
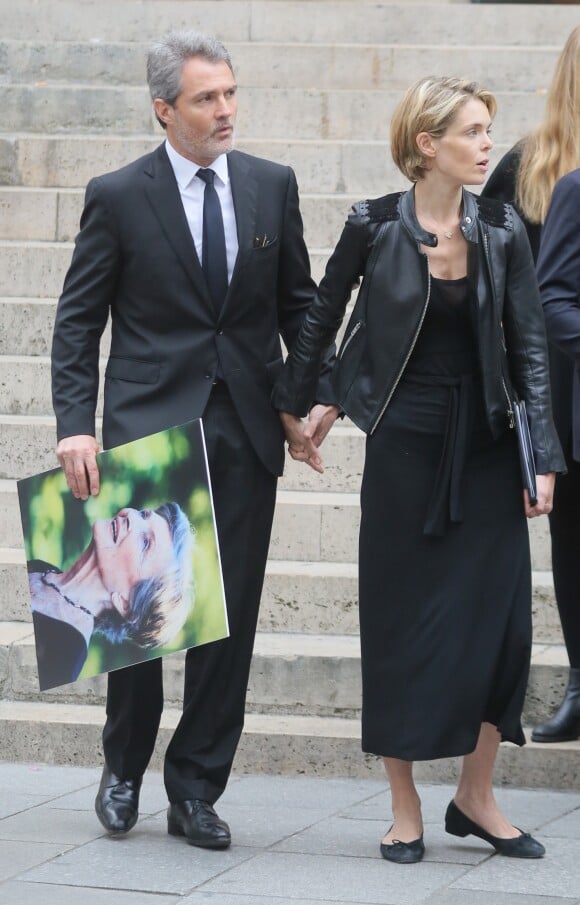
[
  {"x1": 408, "y1": 276, "x2": 476, "y2": 377},
  {"x1": 28, "y1": 560, "x2": 88, "y2": 690}
]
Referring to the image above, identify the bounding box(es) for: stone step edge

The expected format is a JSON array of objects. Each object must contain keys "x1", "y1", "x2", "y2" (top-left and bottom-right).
[
  {"x1": 1, "y1": 698, "x2": 576, "y2": 751},
  {"x1": 0, "y1": 546, "x2": 554, "y2": 586},
  {"x1": 0, "y1": 38, "x2": 567, "y2": 50},
  {"x1": 3, "y1": 706, "x2": 579, "y2": 788},
  {"x1": 0, "y1": 479, "x2": 360, "y2": 508},
  {"x1": 0, "y1": 620, "x2": 568, "y2": 667}
]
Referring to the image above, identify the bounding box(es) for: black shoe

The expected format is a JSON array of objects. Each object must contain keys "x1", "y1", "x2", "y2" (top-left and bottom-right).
[
  {"x1": 532, "y1": 667, "x2": 580, "y2": 743},
  {"x1": 95, "y1": 765, "x2": 142, "y2": 836},
  {"x1": 380, "y1": 827, "x2": 425, "y2": 864},
  {"x1": 167, "y1": 799, "x2": 231, "y2": 849},
  {"x1": 445, "y1": 800, "x2": 545, "y2": 858}
]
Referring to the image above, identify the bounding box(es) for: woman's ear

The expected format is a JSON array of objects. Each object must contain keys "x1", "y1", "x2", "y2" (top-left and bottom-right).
[
  {"x1": 111, "y1": 591, "x2": 130, "y2": 617},
  {"x1": 416, "y1": 131, "x2": 437, "y2": 160}
]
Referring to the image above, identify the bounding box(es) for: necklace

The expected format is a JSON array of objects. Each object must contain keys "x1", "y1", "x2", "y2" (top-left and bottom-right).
[
  {"x1": 418, "y1": 204, "x2": 463, "y2": 240},
  {"x1": 41, "y1": 572, "x2": 94, "y2": 618}
]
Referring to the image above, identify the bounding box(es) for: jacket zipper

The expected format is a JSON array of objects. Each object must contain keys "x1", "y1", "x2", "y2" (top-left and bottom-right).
[
  {"x1": 370, "y1": 256, "x2": 431, "y2": 435},
  {"x1": 339, "y1": 220, "x2": 389, "y2": 362},
  {"x1": 339, "y1": 320, "x2": 363, "y2": 359},
  {"x1": 482, "y1": 227, "x2": 514, "y2": 428}
]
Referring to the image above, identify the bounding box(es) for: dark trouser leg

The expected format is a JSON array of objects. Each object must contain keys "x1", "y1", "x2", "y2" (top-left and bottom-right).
[
  {"x1": 163, "y1": 386, "x2": 277, "y2": 803},
  {"x1": 548, "y1": 449, "x2": 580, "y2": 667},
  {"x1": 532, "y1": 448, "x2": 580, "y2": 741},
  {"x1": 103, "y1": 657, "x2": 164, "y2": 780}
]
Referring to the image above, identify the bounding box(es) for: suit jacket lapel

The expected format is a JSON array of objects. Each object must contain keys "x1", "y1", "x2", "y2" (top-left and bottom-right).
[
  {"x1": 143, "y1": 144, "x2": 213, "y2": 309},
  {"x1": 225, "y1": 151, "x2": 258, "y2": 310}
]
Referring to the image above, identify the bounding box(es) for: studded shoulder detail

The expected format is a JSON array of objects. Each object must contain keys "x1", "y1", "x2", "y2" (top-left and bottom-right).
[
  {"x1": 367, "y1": 192, "x2": 403, "y2": 223},
  {"x1": 475, "y1": 195, "x2": 514, "y2": 231}
]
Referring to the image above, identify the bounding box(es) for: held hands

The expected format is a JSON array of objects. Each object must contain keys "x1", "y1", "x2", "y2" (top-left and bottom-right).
[
  {"x1": 56, "y1": 434, "x2": 101, "y2": 500},
  {"x1": 524, "y1": 472, "x2": 555, "y2": 519},
  {"x1": 279, "y1": 405, "x2": 340, "y2": 474}
]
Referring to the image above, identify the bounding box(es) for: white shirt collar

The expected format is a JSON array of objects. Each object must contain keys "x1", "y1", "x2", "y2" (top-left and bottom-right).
[{"x1": 164, "y1": 140, "x2": 230, "y2": 190}]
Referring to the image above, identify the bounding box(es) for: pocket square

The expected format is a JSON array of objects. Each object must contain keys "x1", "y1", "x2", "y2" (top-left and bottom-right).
[{"x1": 253, "y1": 234, "x2": 278, "y2": 249}]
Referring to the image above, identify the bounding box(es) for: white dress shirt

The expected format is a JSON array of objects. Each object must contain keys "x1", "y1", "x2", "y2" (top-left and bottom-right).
[{"x1": 164, "y1": 139, "x2": 238, "y2": 283}]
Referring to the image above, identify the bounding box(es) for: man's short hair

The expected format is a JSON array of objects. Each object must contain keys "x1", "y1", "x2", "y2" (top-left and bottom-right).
[{"x1": 147, "y1": 30, "x2": 233, "y2": 128}]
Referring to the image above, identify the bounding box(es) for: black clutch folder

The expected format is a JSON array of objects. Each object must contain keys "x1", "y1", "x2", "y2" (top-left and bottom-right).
[{"x1": 512, "y1": 398, "x2": 538, "y2": 506}]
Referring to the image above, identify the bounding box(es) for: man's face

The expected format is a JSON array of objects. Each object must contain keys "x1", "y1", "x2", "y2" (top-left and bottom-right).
[{"x1": 154, "y1": 57, "x2": 237, "y2": 166}]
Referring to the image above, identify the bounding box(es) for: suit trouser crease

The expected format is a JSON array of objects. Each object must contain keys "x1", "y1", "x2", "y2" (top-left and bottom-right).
[{"x1": 103, "y1": 385, "x2": 277, "y2": 803}]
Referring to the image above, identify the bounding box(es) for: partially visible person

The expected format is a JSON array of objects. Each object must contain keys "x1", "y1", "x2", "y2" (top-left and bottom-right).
[
  {"x1": 537, "y1": 169, "x2": 580, "y2": 742},
  {"x1": 274, "y1": 76, "x2": 564, "y2": 863},
  {"x1": 28, "y1": 503, "x2": 194, "y2": 689},
  {"x1": 482, "y1": 25, "x2": 580, "y2": 742}
]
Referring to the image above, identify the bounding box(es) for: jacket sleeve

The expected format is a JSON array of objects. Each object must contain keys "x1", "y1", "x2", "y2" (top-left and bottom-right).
[
  {"x1": 275, "y1": 167, "x2": 336, "y2": 406},
  {"x1": 51, "y1": 177, "x2": 120, "y2": 441},
  {"x1": 272, "y1": 204, "x2": 371, "y2": 416},
  {"x1": 502, "y1": 209, "x2": 565, "y2": 474},
  {"x1": 538, "y1": 174, "x2": 580, "y2": 364}
]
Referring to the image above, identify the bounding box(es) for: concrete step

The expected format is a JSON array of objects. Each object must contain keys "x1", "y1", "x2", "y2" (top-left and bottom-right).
[
  {"x1": 0, "y1": 85, "x2": 547, "y2": 144},
  {"x1": 0, "y1": 477, "x2": 552, "y2": 568},
  {"x1": 0, "y1": 40, "x2": 564, "y2": 92},
  {"x1": 0, "y1": 241, "x2": 331, "y2": 298},
  {"x1": 0, "y1": 186, "x2": 362, "y2": 249},
  {"x1": 0, "y1": 546, "x2": 564, "y2": 642},
  {"x1": 0, "y1": 698, "x2": 577, "y2": 788},
  {"x1": 1, "y1": 1, "x2": 576, "y2": 46},
  {"x1": 0, "y1": 299, "x2": 58, "y2": 357},
  {"x1": 0, "y1": 414, "x2": 364, "y2": 487},
  {"x1": 1, "y1": 134, "x2": 518, "y2": 195},
  {"x1": 0, "y1": 621, "x2": 569, "y2": 726}
]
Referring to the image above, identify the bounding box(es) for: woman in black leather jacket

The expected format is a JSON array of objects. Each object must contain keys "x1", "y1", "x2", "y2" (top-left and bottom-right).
[{"x1": 273, "y1": 77, "x2": 564, "y2": 864}]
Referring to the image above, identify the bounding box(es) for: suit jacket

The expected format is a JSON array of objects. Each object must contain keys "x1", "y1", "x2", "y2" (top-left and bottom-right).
[
  {"x1": 52, "y1": 144, "x2": 334, "y2": 475},
  {"x1": 537, "y1": 168, "x2": 580, "y2": 460}
]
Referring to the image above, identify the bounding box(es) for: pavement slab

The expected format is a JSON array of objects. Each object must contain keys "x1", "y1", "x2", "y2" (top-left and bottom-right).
[{"x1": 1, "y1": 766, "x2": 579, "y2": 904}]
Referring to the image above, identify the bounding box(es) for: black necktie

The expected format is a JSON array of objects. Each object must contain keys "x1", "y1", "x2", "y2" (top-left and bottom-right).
[{"x1": 197, "y1": 168, "x2": 228, "y2": 314}]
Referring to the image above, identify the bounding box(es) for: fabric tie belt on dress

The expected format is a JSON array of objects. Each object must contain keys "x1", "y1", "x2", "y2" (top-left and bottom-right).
[{"x1": 404, "y1": 372, "x2": 476, "y2": 538}]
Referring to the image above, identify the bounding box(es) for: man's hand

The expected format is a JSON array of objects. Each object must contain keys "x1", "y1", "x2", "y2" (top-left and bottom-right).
[
  {"x1": 305, "y1": 404, "x2": 340, "y2": 448},
  {"x1": 524, "y1": 472, "x2": 555, "y2": 518},
  {"x1": 56, "y1": 434, "x2": 101, "y2": 500},
  {"x1": 279, "y1": 412, "x2": 324, "y2": 473}
]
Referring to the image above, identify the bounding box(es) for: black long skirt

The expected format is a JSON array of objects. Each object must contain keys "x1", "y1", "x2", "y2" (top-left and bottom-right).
[{"x1": 359, "y1": 375, "x2": 531, "y2": 760}]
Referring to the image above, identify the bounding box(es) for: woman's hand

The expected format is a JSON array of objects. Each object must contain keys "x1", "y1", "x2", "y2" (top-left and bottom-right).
[
  {"x1": 524, "y1": 472, "x2": 556, "y2": 518},
  {"x1": 279, "y1": 412, "x2": 324, "y2": 473}
]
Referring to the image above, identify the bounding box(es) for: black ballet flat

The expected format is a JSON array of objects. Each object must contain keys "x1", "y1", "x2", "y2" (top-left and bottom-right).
[
  {"x1": 445, "y1": 800, "x2": 545, "y2": 858},
  {"x1": 380, "y1": 827, "x2": 425, "y2": 864}
]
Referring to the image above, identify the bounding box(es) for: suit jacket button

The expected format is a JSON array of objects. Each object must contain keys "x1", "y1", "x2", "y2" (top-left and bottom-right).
[{"x1": 217, "y1": 330, "x2": 224, "y2": 335}]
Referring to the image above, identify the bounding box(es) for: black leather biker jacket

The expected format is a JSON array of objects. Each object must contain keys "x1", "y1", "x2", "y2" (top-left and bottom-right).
[{"x1": 272, "y1": 187, "x2": 565, "y2": 475}]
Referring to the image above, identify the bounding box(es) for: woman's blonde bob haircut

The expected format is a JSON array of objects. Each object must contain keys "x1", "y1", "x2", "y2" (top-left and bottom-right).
[{"x1": 391, "y1": 76, "x2": 497, "y2": 183}]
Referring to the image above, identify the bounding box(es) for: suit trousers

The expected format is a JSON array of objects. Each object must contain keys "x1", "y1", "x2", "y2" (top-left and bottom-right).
[
  {"x1": 549, "y1": 442, "x2": 580, "y2": 669},
  {"x1": 102, "y1": 382, "x2": 278, "y2": 802}
]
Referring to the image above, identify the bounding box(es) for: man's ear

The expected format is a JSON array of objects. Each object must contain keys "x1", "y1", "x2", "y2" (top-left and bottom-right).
[{"x1": 153, "y1": 98, "x2": 173, "y2": 129}]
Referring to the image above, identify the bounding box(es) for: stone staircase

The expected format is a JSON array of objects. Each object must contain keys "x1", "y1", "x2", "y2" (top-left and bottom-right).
[{"x1": 1, "y1": 0, "x2": 579, "y2": 787}]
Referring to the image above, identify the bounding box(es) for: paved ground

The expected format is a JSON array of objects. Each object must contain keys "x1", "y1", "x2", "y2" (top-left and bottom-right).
[{"x1": 0, "y1": 762, "x2": 579, "y2": 904}]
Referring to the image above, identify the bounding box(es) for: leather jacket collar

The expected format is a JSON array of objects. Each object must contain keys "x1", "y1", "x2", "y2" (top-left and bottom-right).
[{"x1": 400, "y1": 186, "x2": 479, "y2": 247}]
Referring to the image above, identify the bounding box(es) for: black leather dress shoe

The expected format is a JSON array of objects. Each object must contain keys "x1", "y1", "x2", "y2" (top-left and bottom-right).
[
  {"x1": 445, "y1": 800, "x2": 545, "y2": 858},
  {"x1": 380, "y1": 835, "x2": 425, "y2": 864},
  {"x1": 95, "y1": 765, "x2": 142, "y2": 836},
  {"x1": 167, "y1": 799, "x2": 231, "y2": 849}
]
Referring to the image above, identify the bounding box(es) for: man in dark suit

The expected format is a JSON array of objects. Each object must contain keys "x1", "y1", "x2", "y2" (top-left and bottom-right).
[
  {"x1": 51, "y1": 31, "x2": 338, "y2": 848},
  {"x1": 536, "y1": 168, "x2": 580, "y2": 745}
]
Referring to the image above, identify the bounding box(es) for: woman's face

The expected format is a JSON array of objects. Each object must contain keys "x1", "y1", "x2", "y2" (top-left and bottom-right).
[
  {"x1": 427, "y1": 97, "x2": 493, "y2": 186},
  {"x1": 93, "y1": 508, "x2": 174, "y2": 615}
]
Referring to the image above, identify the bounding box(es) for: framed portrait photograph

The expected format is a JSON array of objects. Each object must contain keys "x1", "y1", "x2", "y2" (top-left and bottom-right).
[{"x1": 17, "y1": 419, "x2": 228, "y2": 690}]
